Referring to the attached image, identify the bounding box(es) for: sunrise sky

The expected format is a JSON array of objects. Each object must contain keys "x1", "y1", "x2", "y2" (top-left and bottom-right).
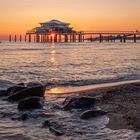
[{"x1": 0, "y1": 0, "x2": 140, "y2": 39}]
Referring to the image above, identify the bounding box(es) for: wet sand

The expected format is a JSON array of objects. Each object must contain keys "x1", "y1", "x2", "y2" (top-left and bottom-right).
[
  {"x1": 1, "y1": 80, "x2": 140, "y2": 139},
  {"x1": 81, "y1": 81, "x2": 140, "y2": 132},
  {"x1": 47, "y1": 80, "x2": 140, "y2": 132}
]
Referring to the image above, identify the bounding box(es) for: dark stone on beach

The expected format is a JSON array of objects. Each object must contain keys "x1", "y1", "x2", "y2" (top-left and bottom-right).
[
  {"x1": 43, "y1": 120, "x2": 52, "y2": 127},
  {"x1": 20, "y1": 113, "x2": 28, "y2": 121},
  {"x1": 63, "y1": 96, "x2": 95, "y2": 109},
  {"x1": 0, "y1": 90, "x2": 9, "y2": 97},
  {"x1": 6, "y1": 84, "x2": 27, "y2": 96},
  {"x1": 11, "y1": 113, "x2": 28, "y2": 121},
  {"x1": 17, "y1": 83, "x2": 25, "y2": 86},
  {"x1": 49, "y1": 126, "x2": 64, "y2": 136},
  {"x1": 43, "y1": 120, "x2": 64, "y2": 136},
  {"x1": 27, "y1": 82, "x2": 43, "y2": 87},
  {"x1": 63, "y1": 96, "x2": 77, "y2": 106},
  {"x1": 6, "y1": 85, "x2": 45, "y2": 101},
  {"x1": 80, "y1": 110, "x2": 108, "y2": 120},
  {"x1": 18, "y1": 97, "x2": 43, "y2": 110}
]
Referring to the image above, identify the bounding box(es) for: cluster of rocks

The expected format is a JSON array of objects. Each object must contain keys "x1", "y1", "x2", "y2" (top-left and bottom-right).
[
  {"x1": 42, "y1": 96, "x2": 108, "y2": 136},
  {"x1": 0, "y1": 82, "x2": 108, "y2": 136},
  {"x1": 0, "y1": 82, "x2": 45, "y2": 110},
  {"x1": 62, "y1": 96, "x2": 108, "y2": 119}
]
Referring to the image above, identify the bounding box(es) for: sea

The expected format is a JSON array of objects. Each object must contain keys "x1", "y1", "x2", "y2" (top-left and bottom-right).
[{"x1": 0, "y1": 41, "x2": 140, "y2": 140}]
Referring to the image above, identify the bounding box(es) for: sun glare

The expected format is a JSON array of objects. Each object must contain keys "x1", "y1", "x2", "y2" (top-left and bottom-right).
[{"x1": 51, "y1": 34, "x2": 55, "y2": 37}]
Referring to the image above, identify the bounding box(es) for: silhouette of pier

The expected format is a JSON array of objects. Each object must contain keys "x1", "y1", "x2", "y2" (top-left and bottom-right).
[
  {"x1": 9, "y1": 31, "x2": 140, "y2": 43},
  {"x1": 8, "y1": 20, "x2": 140, "y2": 43}
]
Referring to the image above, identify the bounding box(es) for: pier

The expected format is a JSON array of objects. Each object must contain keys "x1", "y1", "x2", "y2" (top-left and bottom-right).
[
  {"x1": 9, "y1": 31, "x2": 140, "y2": 43},
  {"x1": 9, "y1": 20, "x2": 140, "y2": 43}
]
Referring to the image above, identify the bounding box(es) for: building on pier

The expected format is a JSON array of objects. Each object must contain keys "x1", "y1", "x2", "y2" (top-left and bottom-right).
[{"x1": 26, "y1": 19, "x2": 78, "y2": 42}]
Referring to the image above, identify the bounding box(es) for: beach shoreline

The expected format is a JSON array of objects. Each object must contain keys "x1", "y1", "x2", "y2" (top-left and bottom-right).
[
  {"x1": 46, "y1": 80, "x2": 140, "y2": 133},
  {"x1": 79, "y1": 81, "x2": 140, "y2": 133},
  {"x1": 0, "y1": 80, "x2": 140, "y2": 139}
]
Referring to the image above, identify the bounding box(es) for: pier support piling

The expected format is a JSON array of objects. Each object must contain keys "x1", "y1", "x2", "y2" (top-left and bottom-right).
[
  {"x1": 9, "y1": 35, "x2": 11, "y2": 42},
  {"x1": 78, "y1": 34, "x2": 82, "y2": 42},
  {"x1": 134, "y1": 34, "x2": 136, "y2": 43},
  {"x1": 120, "y1": 36, "x2": 122, "y2": 42},
  {"x1": 65, "y1": 35, "x2": 68, "y2": 42},
  {"x1": 99, "y1": 34, "x2": 102, "y2": 43},
  {"x1": 29, "y1": 34, "x2": 31, "y2": 42},
  {"x1": 25, "y1": 35, "x2": 27, "y2": 42},
  {"x1": 72, "y1": 35, "x2": 75, "y2": 42},
  {"x1": 123, "y1": 34, "x2": 126, "y2": 43},
  {"x1": 83, "y1": 35, "x2": 85, "y2": 42},
  {"x1": 36, "y1": 35, "x2": 40, "y2": 42},
  {"x1": 54, "y1": 34, "x2": 58, "y2": 43},
  {"x1": 15, "y1": 35, "x2": 17, "y2": 42},
  {"x1": 58, "y1": 35, "x2": 61, "y2": 42},
  {"x1": 20, "y1": 35, "x2": 22, "y2": 42},
  {"x1": 90, "y1": 35, "x2": 92, "y2": 42},
  {"x1": 47, "y1": 35, "x2": 49, "y2": 42}
]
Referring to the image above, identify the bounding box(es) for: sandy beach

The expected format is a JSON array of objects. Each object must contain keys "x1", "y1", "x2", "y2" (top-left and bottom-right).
[
  {"x1": 78, "y1": 81, "x2": 140, "y2": 133},
  {"x1": 45, "y1": 80, "x2": 140, "y2": 138},
  {"x1": 0, "y1": 80, "x2": 140, "y2": 139}
]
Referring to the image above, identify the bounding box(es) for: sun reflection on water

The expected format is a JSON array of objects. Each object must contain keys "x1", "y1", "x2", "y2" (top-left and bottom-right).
[
  {"x1": 51, "y1": 57, "x2": 56, "y2": 63},
  {"x1": 46, "y1": 87, "x2": 65, "y2": 94},
  {"x1": 51, "y1": 50, "x2": 56, "y2": 54},
  {"x1": 50, "y1": 44, "x2": 58, "y2": 65}
]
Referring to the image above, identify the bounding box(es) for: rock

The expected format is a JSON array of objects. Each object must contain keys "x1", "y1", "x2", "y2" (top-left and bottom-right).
[
  {"x1": 6, "y1": 84, "x2": 27, "y2": 96},
  {"x1": 20, "y1": 113, "x2": 28, "y2": 121},
  {"x1": 11, "y1": 113, "x2": 28, "y2": 121},
  {"x1": 18, "y1": 97, "x2": 43, "y2": 110},
  {"x1": 80, "y1": 110, "x2": 108, "y2": 120},
  {"x1": 63, "y1": 96, "x2": 95, "y2": 109},
  {"x1": 27, "y1": 82, "x2": 43, "y2": 87},
  {"x1": 0, "y1": 90, "x2": 9, "y2": 97},
  {"x1": 49, "y1": 126, "x2": 64, "y2": 136},
  {"x1": 6, "y1": 85, "x2": 45, "y2": 101},
  {"x1": 17, "y1": 83, "x2": 25, "y2": 86},
  {"x1": 43, "y1": 120, "x2": 64, "y2": 136},
  {"x1": 63, "y1": 96, "x2": 78, "y2": 106},
  {"x1": 43, "y1": 120, "x2": 52, "y2": 127}
]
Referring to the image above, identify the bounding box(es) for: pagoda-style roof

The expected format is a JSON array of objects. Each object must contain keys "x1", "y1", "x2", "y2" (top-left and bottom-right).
[
  {"x1": 40, "y1": 19, "x2": 70, "y2": 25},
  {"x1": 27, "y1": 19, "x2": 76, "y2": 34}
]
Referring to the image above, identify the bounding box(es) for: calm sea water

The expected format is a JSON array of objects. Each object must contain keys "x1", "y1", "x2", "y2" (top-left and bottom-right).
[
  {"x1": 0, "y1": 41, "x2": 140, "y2": 87},
  {"x1": 0, "y1": 41, "x2": 140, "y2": 140}
]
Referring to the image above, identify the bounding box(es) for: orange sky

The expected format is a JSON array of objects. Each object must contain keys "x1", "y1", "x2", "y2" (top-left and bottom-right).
[{"x1": 0, "y1": 0, "x2": 140, "y2": 39}]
